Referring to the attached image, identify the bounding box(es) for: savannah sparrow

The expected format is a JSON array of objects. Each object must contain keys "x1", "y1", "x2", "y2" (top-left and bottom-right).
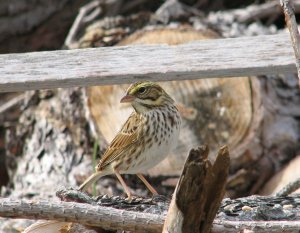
[{"x1": 79, "y1": 81, "x2": 181, "y2": 199}]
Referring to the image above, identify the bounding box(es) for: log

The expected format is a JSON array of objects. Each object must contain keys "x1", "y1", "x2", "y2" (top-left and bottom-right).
[
  {"x1": 7, "y1": 88, "x2": 92, "y2": 197},
  {"x1": 0, "y1": 33, "x2": 296, "y2": 93}
]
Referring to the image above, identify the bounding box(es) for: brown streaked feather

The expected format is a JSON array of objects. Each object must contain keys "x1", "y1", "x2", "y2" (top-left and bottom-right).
[{"x1": 97, "y1": 113, "x2": 144, "y2": 170}]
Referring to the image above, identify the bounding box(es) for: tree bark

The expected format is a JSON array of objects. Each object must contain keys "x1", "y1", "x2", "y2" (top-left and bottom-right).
[{"x1": 163, "y1": 145, "x2": 229, "y2": 233}]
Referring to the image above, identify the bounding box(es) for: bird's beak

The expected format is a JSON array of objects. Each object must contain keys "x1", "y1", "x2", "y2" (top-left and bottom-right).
[{"x1": 120, "y1": 94, "x2": 135, "y2": 103}]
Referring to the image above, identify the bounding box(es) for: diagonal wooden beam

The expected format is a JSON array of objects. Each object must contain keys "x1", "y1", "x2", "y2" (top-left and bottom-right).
[{"x1": 280, "y1": 0, "x2": 300, "y2": 86}]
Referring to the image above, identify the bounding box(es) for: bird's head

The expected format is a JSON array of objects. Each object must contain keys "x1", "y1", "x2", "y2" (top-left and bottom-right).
[{"x1": 120, "y1": 81, "x2": 174, "y2": 113}]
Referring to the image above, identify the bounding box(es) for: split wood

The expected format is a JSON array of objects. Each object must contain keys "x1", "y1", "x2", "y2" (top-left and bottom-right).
[{"x1": 163, "y1": 145, "x2": 229, "y2": 233}]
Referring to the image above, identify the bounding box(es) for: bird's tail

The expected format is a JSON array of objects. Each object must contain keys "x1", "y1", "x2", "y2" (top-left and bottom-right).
[{"x1": 78, "y1": 171, "x2": 109, "y2": 191}]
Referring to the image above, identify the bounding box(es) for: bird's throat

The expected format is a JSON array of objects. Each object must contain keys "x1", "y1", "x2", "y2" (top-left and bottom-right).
[{"x1": 132, "y1": 102, "x2": 154, "y2": 113}]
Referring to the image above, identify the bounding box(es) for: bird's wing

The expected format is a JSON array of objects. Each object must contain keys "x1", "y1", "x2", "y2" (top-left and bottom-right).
[{"x1": 98, "y1": 113, "x2": 144, "y2": 170}]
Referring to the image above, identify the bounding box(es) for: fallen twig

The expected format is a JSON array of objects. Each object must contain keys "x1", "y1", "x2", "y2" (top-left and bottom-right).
[
  {"x1": 0, "y1": 198, "x2": 163, "y2": 232},
  {"x1": 227, "y1": 0, "x2": 300, "y2": 24},
  {"x1": 1, "y1": 193, "x2": 300, "y2": 232},
  {"x1": 275, "y1": 177, "x2": 300, "y2": 197},
  {"x1": 0, "y1": 93, "x2": 25, "y2": 115}
]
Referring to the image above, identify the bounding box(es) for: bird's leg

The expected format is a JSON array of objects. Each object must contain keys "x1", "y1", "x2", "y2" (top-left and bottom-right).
[
  {"x1": 113, "y1": 168, "x2": 132, "y2": 200},
  {"x1": 137, "y1": 173, "x2": 158, "y2": 195}
]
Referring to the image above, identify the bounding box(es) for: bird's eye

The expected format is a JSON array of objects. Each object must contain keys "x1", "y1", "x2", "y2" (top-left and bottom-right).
[{"x1": 138, "y1": 87, "x2": 146, "y2": 94}]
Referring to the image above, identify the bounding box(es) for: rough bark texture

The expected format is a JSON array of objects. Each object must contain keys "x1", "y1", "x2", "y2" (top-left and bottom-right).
[
  {"x1": 163, "y1": 146, "x2": 229, "y2": 233},
  {"x1": 0, "y1": 198, "x2": 164, "y2": 232},
  {"x1": 6, "y1": 89, "x2": 93, "y2": 199}
]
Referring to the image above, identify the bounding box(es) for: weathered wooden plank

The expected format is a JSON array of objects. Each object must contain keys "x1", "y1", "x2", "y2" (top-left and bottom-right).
[{"x1": 0, "y1": 33, "x2": 295, "y2": 92}]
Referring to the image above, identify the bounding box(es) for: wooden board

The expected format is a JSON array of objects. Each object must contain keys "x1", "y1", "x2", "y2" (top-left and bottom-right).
[{"x1": 0, "y1": 33, "x2": 295, "y2": 93}]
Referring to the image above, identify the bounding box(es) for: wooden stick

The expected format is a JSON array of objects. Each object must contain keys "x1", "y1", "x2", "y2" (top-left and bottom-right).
[
  {"x1": 0, "y1": 93, "x2": 25, "y2": 114},
  {"x1": 227, "y1": 0, "x2": 300, "y2": 24},
  {"x1": 1, "y1": 192, "x2": 300, "y2": 232},
  {"x1": 0, "y1": 33, "x2": 295, "y2": 93},
  {"x1": 0, "y1": 199, "x2": 163, "y2": 232},
  {"x1": 275, "y1": 177, "x2": 300, "y2": 197},
  {"x1": 162, "y1": 145, "x2": 230, "y2": 233},
  {"x1": 280, "y1": 0, "x2": 300, "y2": 86}
]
